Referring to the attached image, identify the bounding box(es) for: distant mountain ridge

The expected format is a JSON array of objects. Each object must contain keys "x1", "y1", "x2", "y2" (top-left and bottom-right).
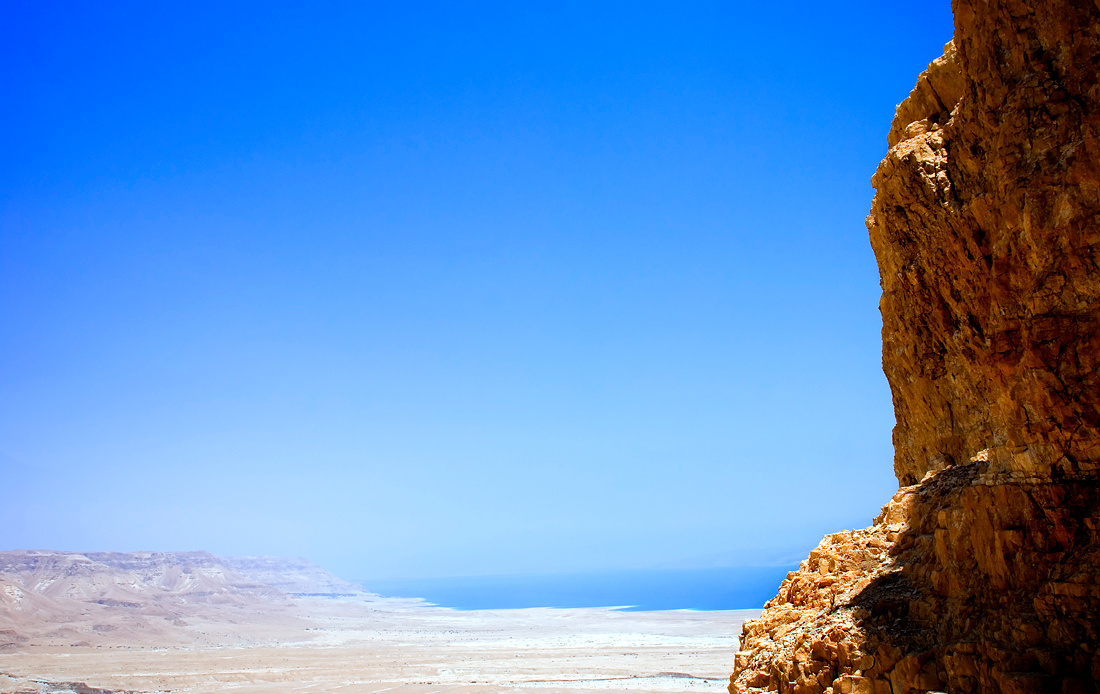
[
  {"x1": 0, "y1": 549, "x2": 368, "y2": 599},
  {"x1": 0, "y1": 549, "x2": 373, "y2": 650},
  {"x1": 221, "y1": 554, "x2": 366, "y2": 595}
]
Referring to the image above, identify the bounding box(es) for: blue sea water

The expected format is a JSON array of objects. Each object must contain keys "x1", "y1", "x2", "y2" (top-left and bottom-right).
[{"x1": 361, "y1": 566, "x2": 795, "y2": 611}]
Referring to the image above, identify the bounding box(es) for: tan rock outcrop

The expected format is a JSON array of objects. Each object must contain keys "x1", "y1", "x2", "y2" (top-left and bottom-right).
[
  {"x1": 730, "y1": 1, "x2": 1100, "y2": 692},
  {"x1": 731, "y1": 460, "x2": 1100, "y2": 694},
  {"x1": 873, "y1": 2, "x2": 1100, "y2": 488}
]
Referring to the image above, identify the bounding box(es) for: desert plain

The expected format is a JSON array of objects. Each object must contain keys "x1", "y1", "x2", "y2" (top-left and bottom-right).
[
  {"x1": 1, "y1": 598, "x2": 756, "y2": 694},
  {"x1": 0, "y1": 552, "x2": 756, "y2": 694}
]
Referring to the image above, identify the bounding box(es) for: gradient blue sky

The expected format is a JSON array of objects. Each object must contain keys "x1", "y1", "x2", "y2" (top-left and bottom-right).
[{"x1": 1, "y1": 1, "x2": 954, "y2": 581}]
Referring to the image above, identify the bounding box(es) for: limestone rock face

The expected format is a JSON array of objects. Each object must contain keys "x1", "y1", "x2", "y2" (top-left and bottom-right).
[
  {"x1": 729, "y1": 1, "x2": 1100, "y2": 692},
  {"x1": 872, "y1": 3, "x2": 1100, "y2": 487}
]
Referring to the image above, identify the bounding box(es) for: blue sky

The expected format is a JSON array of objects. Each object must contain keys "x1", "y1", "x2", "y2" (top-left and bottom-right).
[{"x1": 1, "y1": 1, "x2": 954, "y2": 581}]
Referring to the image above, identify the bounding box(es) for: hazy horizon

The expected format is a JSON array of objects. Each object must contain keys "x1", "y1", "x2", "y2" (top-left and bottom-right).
[{"x1": 2, "y1": 1, "x2": 953, "y2": 582}]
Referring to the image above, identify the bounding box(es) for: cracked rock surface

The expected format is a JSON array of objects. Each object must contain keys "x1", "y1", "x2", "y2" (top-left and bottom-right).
[{"x1": 730, "y1": 1, "x2": 1100, "y2": 692}]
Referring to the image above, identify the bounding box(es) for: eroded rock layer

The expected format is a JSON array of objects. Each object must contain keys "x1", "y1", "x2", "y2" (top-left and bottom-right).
[{"x1": 730, "y1": 1, "x2": 1100, "y2": 692}]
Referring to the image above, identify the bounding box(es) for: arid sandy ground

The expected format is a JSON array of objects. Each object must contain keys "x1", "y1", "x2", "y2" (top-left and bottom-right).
[{"x1": 0, "y1": 597, "x2": 756, "y2": 694}]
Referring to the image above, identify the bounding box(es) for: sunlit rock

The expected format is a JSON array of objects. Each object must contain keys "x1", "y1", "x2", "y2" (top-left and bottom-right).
[{"x1": 730, "y1": 2, "x2": 1100, "y2": 692}]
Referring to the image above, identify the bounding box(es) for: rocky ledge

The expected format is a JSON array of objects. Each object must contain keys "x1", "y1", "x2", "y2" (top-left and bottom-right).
[{"x1": 732, "y1": 457, "x2": 1099, "y2": 693}]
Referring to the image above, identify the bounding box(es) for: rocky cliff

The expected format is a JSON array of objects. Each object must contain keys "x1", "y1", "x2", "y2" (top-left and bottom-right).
[{"x1": 730, "y1": 2, "x2": 1100, "y2": 693}]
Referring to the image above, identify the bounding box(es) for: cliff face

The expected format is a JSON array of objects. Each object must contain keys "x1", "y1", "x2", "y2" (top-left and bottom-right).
[
  {"x1": 873, "y1": 3, "x2": 1100, "y2": 488},
  {"x1": 730, "y1": 2, "x2": 1100, "y2": 693}
]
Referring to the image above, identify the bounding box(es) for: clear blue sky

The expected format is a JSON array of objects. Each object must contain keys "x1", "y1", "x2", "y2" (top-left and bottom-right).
[{"x1": 1, "y1": 1, "x2": 953, "y2": 581}]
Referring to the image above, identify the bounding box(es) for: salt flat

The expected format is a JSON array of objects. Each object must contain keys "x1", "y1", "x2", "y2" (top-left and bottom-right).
[{"x1": 0, "y1": 597, "x2": 756, "y2": 694}]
